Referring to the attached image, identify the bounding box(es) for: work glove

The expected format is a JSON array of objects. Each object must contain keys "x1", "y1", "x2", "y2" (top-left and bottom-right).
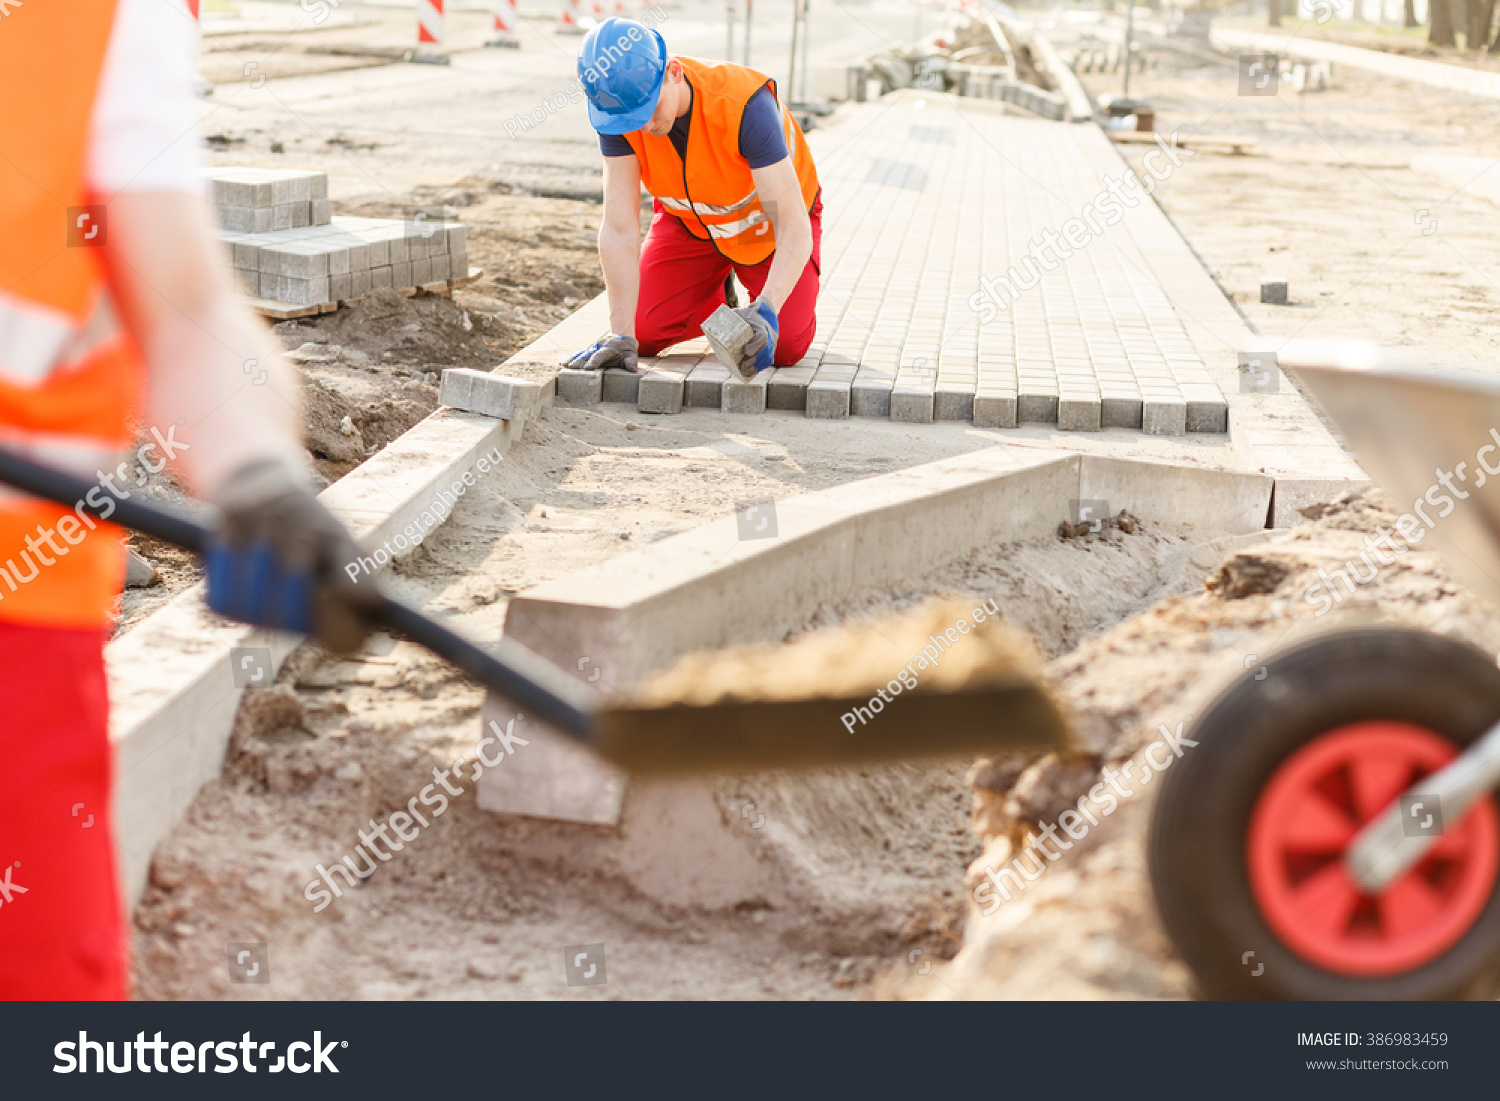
[
  {"x1": 732, "y1": 298, "x2": 778, "y2": 379},
  {"x1": 563, "y1": 332, "x2": 638, "y2": 371},
  {"x1": 206, "y1": 460, "x2": 378, "y2": 654}
]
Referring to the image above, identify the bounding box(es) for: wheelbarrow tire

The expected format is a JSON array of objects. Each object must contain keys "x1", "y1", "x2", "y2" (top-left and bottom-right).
[{"x1": 1149, "y1": 625, "x2": 1500, "y2": 1000}]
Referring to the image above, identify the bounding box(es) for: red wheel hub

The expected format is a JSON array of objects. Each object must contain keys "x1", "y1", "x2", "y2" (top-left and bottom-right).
[{"x1": 1247, "y1": 721, "x2": 1500, "y2": 977}]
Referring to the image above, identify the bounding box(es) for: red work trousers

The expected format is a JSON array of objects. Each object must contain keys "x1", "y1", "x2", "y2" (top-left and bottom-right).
[
  {"x1": 0, "y1": 622, "x2": 126, "y2": 1000},
  {"x1": 635, "y1": 198, "x2": 822, "y2": 366}
]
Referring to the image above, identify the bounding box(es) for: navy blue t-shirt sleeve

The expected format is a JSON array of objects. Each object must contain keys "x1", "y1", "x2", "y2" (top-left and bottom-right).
[
  {"x1": 738, "y1": 86, "x2": 789, "y2": 169},
  {"x1": 599, "y1": 133, "x2": 634, "y2": 157}
]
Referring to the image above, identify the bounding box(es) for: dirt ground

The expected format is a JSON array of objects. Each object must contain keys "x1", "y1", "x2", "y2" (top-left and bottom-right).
[{"x1": 1080, "y1": 42, "x2": 1500, "y2": 372}]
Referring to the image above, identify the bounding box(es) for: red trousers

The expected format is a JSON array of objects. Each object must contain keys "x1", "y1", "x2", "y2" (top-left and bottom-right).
[
  {"x1": 636, "y1": 198, "x2": 822, "y2": 366},
  {"x1": 0, "y1": 623, "x2": 126, "y2": 1000}
]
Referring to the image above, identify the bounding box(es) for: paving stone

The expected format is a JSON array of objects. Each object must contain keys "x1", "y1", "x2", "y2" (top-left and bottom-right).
[
  {"x1": 722, "y1": 370, "x2": 770, "y2": 414},
  {"x1": 933, "y1": 384, "x2": 975, "y2": 421},
  {"x1": 890, "y1": 387, "x2": 935, "y2": 424},
  {"x1": 685, "y1": 361, "x2": 730, "y2": 407},
  {"x1": 805, "y1": 378, "x2": 851, "y2": 419},
  {"x1": 1142, "y1": 398, "x2": 1187, "y2": 436},
  {"x1": 557, "y1": 368, "x2": 602, "y2": 406},
  {"x1": 1057, "y1": 397, "x2": 1102, "y2": 432},
  {"x1": 1186, "y1": 399, "x2": 1230, "y2": 434},
  {"x1": 851, "y1": 377, "x2": 893, "y2": 417},
  {"x1": 1017, "y1": 394, "x2": 1059, "y2": 423},
  {"x1": 972, "y1": 392, "x2": 1017, "y2": 428},
  {"x1": 601, "y1": 368, "x2": 642, "y2": 404},
  {"x1": 638, "y1": 370, "x2": 684, "y2": 414},
  {"x1": 280, "y1": 276, "x2": 329, "y2": 306},
  {"x1": 1101, "y1": 397, "x2": 1144, "y2": 429},
  {"x1": 768, "y1": 366, "x2": 814, "y2": 411}
]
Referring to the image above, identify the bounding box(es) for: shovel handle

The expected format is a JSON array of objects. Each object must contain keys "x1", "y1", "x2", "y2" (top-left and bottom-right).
[{"x1": 0, "y1": 448, "x2": 595, "y2": 739}]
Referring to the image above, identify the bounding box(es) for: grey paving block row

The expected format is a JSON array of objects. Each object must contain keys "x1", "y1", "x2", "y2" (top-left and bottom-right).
[
  {"x1": 601, "y1": 96, "x2": 1233, "y2": 435},
  {"x1": 1000, "y1": 82, "x2": 1067, "y2": 121},
  {"x1": 224, "y1": 216, "x2": 470, "y2": 306}
]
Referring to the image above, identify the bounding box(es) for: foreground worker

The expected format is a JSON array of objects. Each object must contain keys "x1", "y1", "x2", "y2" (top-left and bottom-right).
[
  {"x1": 0, "y1": 0, "x2": 371, "y2": 999},
  {"x1": 564, "y1": 17, "x2": 822, "y2": 379}
]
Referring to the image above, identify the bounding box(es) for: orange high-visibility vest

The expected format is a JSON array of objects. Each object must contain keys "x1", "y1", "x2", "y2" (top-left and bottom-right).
[
  {"x1": 625, "y1": 58, "x2": 819, "y2": 266},
  {"x1": 0, "y1": 0, "x2": 144, "y2": 629}
]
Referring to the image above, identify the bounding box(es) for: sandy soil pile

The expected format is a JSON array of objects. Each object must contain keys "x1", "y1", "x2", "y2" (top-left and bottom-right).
[
  {"x1": 633, "y1": 599, "x2": 1049, "y2": 706},
  {"x1": 904, "y1": 489, "x2": 1500, "y2": 1000}
]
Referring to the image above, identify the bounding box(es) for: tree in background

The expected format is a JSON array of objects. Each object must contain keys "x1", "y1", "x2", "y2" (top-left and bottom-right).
[
  {"x1": 1466, "y1": 0, "x2": 1495, "y2": 47},
  {"x1": 1430, "y1": 0, "x2": 1456, "y2": 44}
]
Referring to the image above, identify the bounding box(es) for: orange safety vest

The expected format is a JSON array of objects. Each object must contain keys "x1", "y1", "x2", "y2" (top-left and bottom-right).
[
  {"x1": 624, "y1": 57, "x2": 819, "y2": 266},
  {"x1": 0, "y1": 0, "x2": 144, "y2": 629}
]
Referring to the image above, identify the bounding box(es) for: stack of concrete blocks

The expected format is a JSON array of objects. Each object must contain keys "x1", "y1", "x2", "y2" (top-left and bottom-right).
[
  {"x1": 208, "y1": 168, "x2": 332, "y2": 234},
  {"x1": 209, "y1": 170, "x2": 470, "y2": 309}
]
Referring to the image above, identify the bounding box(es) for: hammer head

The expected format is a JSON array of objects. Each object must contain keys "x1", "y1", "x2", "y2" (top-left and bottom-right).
[{"x1": 702, "y1": 304, "x2": 759, "y2": 380}]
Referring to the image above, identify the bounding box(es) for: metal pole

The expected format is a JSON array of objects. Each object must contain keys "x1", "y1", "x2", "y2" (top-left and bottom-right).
[
  {"x1": 1122, "y1": 0, "x2": 1136, "y2": 96},
  {"x1": 743, "y1": 0, "x2": 752, "y2": 66},
  {"x1": 799, "y1": 0, "x2": 811, "y2": 103},
  {"x1": 787, "y1": 0, "x2": 801, "y2": 101},
  {"x1": 726, "y1": 0, "x2": 735, "y2": 59}
]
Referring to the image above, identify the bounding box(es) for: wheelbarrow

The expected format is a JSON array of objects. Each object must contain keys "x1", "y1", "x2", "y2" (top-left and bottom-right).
[{"x1": 1150, "y1": 343, "x2": 1500, "y2": 999}]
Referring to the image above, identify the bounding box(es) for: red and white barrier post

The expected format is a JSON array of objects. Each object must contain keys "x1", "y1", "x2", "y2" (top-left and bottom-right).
[
  {"x1": 559, "y1": 0, "x2": 584, "y2": 33},
  {"x1": 417, "y1": 0, "x2": 445, "y2": 47},
  {"x1": 487, "y1": 0, "x2": 520, "y2": 47}
]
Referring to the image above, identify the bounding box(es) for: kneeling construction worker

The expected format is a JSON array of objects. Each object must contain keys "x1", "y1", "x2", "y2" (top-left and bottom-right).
[
  {"x1": 565, "y1": 17, "x2": 822, "y2": 380},
  {"x1": 1, "y1": 0, "x2": 370, "y2": 999}
]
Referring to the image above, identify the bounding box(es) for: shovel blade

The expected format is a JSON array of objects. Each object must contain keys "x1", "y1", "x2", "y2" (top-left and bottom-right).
[{"x1": 594, "y1": 682, "x2": 1069, "y2": 774}]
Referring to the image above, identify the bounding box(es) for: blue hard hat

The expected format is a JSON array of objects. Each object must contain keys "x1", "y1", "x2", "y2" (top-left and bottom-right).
[{"x1": 577, "y1": 18, "x2": 669, "y2": 135}]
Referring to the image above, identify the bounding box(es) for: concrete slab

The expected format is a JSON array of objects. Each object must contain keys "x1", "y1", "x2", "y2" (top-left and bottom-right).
[{"x1": 481, "y1": 447, "x2": 1273, "y2": 823}]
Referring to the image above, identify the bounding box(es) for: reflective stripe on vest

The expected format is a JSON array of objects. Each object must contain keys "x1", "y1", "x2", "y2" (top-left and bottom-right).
[
  {"x1": 0, "y1": 0, "x2": 138, "y2": 629},
  {"x1": 625, "y1": 57, "x2": 820, "y2": 266}
]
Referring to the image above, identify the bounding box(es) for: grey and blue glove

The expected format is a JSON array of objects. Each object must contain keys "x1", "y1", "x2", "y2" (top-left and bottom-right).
[
  {"x1": 564, "y1": 332, "x2": 638, "y2": 371},
  {"x1": 735, "y1": 298, "x2": 778, "y2": 378},
  {"x1": 206, "y1": 460, "x2": 377, "y2": 655}
]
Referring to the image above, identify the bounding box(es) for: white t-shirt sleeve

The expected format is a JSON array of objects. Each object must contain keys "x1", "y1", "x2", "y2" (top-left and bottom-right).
[{"x1": 86, "y1": 0, "x2": 206, "y2": 195}]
